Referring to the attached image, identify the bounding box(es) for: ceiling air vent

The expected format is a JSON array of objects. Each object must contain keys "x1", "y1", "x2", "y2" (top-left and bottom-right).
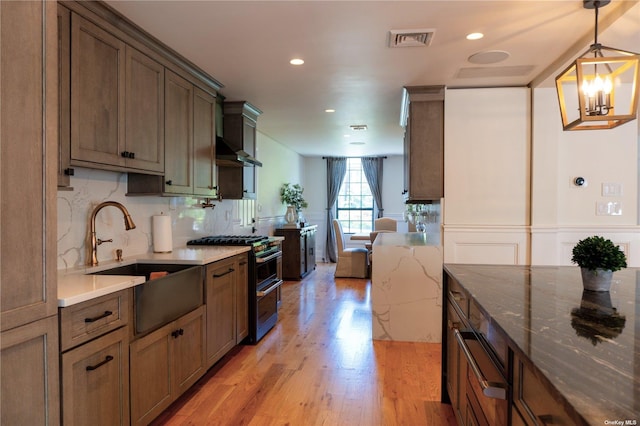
[{"x1": 388, "y1": 29, "x2": 435, "y2": 48}]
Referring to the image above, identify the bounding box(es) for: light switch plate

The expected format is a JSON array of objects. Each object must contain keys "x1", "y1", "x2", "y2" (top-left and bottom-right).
[
  {"x1": 596, "y1": 201, "x2": 622, "y2": 216},
  {"x1": 602, "y1": 182, "x2": 622, "y2": 197}
]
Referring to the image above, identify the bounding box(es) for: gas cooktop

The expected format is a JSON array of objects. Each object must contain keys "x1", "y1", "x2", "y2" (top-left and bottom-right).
[{"x1": 186, "y1": 235, "x2": 270, "y2": 246}]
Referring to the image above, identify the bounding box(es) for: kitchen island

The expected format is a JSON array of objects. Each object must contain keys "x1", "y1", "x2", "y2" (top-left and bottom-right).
[
  {"x1": 443, "y1": 264, "x2": 638, "y2": 425},
  {"x1": 371, "y1": 232, "x2": 443, "y2": 342}
]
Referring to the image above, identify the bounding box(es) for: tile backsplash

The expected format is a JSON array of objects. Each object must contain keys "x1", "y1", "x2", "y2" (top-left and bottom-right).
[{"x1": 57, "y1": 167, "x2": 257, "y2": 270}]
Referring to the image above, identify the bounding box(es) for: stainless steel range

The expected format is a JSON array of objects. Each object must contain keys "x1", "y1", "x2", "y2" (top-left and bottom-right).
[{"x1": 187, "y1": 235, "x2": 282, "y2": 343}]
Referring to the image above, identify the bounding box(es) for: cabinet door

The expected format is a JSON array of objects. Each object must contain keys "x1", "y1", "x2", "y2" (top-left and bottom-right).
[
  {"x1": 407, "y1": 100, "x2": 444, "y2": 200},
  {"x1": 58, "y1": 4, "x2": 73, "y2": 188},
  {"x1": 236, "y1": 255, "x2": 249, "y2": 343},
  {"x1": 129, "y1": 326, "x2": 172, "y2": 426},
  {"x1": 61, "y1": 326, "x2": 129, "y2": 426},
  {"x1": 1, "y1": 0, "x2": 58, "y2": 331},
  {"x1": 164, "y1": 70, "x2": 193, "y2": 194},
  {"x1": 172, "y1": 306, "x2": 205, "y2": 396},
  {"x1": 125, "y1": 46, "x2": 164, "y2": 173},
  {"x1": 242, "y1": 116, "x2": 257, "y2": 198},
  {"x1": 1, "y1": 316, "x2": 59, "y2": 426},
  {"x1": 299, "y1": 234, "x2": 307, "y2": 277},
  {"x1": 70, "y1": 13, "x2": 125, "y2": 167},
  {"x1": 193, "y1": 86, "x2": 217, "y2": 196},
  {"x1": 205, "y1": 258, "x2": 236, "y2": 368},
  {"x1": 305, "y1": 228, "x2": 316, "y2": 273}
]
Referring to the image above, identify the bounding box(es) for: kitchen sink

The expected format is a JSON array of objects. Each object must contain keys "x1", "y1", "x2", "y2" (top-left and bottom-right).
[{"x1": 92, "y1": 263, "x2": 203, "y2": 335}]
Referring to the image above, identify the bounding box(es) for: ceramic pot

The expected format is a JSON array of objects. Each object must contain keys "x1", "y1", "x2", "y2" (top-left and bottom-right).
[{"x1": 580, "y1": 267, "x2": 613, "y2": 292}]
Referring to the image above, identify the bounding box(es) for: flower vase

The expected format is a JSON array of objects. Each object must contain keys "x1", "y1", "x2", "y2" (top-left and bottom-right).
[
  {"x1": 284, "y1": 205, "x2": 298, "y2": 227},
  {"x1": 580, "y1": 267, "x2": 613, "y2": 292}
]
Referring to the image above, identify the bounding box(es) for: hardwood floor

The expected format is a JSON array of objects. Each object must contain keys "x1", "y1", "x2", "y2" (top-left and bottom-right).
[{"x1": 151, "y1": 263, "x2": 457, "y2": 426}]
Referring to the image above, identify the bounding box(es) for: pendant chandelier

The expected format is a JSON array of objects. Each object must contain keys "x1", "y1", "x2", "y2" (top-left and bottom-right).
[{"x1": 555, "y1": 0, "x2": 640, "y2": 131}]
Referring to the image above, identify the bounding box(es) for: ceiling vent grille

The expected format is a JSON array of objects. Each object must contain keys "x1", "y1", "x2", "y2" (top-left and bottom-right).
[{"x1": 388, "y1": 29, "x2": 435, "y2": 48}]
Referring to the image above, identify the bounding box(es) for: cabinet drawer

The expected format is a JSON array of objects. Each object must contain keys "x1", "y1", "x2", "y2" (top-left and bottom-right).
[
  {"x1": 513, "y1": 354, "x2": 575, "y2": 426},
  {"x1": 469, "y1": 300, "x2": 508, "y2": 368},
  {"x1": 61, "y1": 326, "x2": 130, "y2": 426},
  {"x1": 60, "y1": 289, "x2": 130, "y2": 351},
  {"x1": 447, "y1": 275, "x2": 468, "y2": 319}
]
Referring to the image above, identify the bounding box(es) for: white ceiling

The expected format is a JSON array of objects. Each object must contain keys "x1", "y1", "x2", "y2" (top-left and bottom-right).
[{"x1": 105, "y1": 1, "x2": 640, "y2": 157}]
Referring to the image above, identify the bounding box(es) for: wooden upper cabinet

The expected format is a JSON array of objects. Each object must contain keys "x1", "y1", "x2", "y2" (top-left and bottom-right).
[
  {"x1": 70, "y1": 13, "x2": 126, "y2": 168},
  {"x1": 125, "y1": 46, "x2": 164, "y2": 173},
  {"x1": 164, "y1": 70, "x2": 194, "y2": 194},
  {"x1": 69, "y1": 12, "x2": 164, "y2": 174},
  {"x1": 401, "y1": 86, "x2": 445, "y2": 203},
  {"x1": 1, "y1": 0, "x2": 58, "y2": 331},
  {"x1": 193, "y1": 86, "x2": 217, "y2": 197}
]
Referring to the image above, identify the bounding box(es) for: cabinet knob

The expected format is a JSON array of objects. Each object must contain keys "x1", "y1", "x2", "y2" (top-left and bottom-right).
[
  {"x1": 64, "y1": 168, "x2": 75, "y2": 176},
  {"x1": 121, "y1": 151, "x2": 129, "y2": 158},
  {"x1": 166, "y1": 180, "x2": 172, "y2": 186},
  {"x1": 128, "y1": 152, "x2": 135, "y2": 159}
]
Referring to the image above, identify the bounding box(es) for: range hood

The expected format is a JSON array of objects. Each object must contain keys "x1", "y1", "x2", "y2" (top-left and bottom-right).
[{"x1": 215, "y1": 136, "x2": 262, "y2": 167}]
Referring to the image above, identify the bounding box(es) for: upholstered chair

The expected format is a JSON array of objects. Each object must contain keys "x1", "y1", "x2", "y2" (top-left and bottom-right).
[
  {"x1": 374, "y1": 217, "x2": 397, "y2": 232},
  {"x1": 332, "y1": 219, "x2": 369, "y2": 278}
]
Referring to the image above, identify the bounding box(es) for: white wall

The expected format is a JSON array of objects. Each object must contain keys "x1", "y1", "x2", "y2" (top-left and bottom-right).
[
  {"x1": 443, "y1": 87, "x2": 531, "y2": 265},
  {"x1": 442, "y1": 86, "x2": 640, "y2": 267},
  {"x1": 530, "y1": 87, "x2": 640, "y2": 266}
]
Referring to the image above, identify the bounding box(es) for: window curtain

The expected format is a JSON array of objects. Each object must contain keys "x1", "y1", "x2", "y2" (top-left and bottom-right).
[
  {"x1": 361, "y1": 156, "x2": 384, "y2": 218},
  {"x1": 325, "y1": 157, "x2": 347, "y2": 263}
]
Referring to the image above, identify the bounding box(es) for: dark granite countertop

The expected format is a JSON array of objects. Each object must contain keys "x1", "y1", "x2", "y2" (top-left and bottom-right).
[{"x1": 444, "y1": 264, "x2": 639, "y2": 425}]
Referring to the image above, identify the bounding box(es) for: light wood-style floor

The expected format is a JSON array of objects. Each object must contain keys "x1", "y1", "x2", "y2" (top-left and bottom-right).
[{"x1": 151, "y1": 263, "x2": 457, "y2": 426}]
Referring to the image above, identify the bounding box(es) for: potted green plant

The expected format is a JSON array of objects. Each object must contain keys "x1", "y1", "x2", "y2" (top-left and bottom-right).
[
  {"x1": 571, "y1": 236, "x2": 627, "y2": 291},
  {"x1": 280, "y1": 183, "x2": 308, "y2": 226}
]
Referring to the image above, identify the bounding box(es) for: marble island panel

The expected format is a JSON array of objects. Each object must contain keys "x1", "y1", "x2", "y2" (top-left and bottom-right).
[
  {"x1": 444, "y1": 264, "x2": 639, "y2": 425},
  {"x1": 371, "y1": 232, "x2": 443, "y2": 342}
]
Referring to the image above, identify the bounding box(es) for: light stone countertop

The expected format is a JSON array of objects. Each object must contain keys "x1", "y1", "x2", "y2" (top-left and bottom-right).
[
  {"x1": 58, "y1": 246, "x2": 251, "y2": 307},
  {"x1": 373, "y1": 231, "x2": 441, "y2": 247}
]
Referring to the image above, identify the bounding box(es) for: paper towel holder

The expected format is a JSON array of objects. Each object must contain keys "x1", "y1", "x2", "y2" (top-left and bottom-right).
[{"x1": 201, "y1": 198, "x2": 217, "y2": 209}]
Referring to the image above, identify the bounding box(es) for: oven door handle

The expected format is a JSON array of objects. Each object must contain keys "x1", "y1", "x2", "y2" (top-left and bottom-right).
[
  {"x1": 454, "y1": 329, "x2": 507, "y2": 400},
  {"x1": 257, "y1": 279, "x2": 283, "y2": 297},
  {"x1": 256, "y1": 251, "x2": 282, "y2": 263}
]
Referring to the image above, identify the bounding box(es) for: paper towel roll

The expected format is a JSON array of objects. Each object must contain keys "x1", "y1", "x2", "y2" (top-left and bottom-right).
[{"x1": 152, "y1": 214, "x2": 173, "y2": 253}]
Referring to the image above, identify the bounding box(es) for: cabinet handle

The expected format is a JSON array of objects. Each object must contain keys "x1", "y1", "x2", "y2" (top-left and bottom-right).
[
  {"x1": 449, "y1": 291, "x2": 464, "y2": 302},
  {"x1": 129, "y1": 152, "x2": 135, "y2": 159},
  {"x1": 121, "y1": 151, "x2": 129, "y2": 158},
  {"x1": 171, "y1": 328, "x2": 184, "y2": 338},
  {"x1": 213, "y1": 268, "x2": 235, "y2": 278},
  {"x1": 64, "y1": 168, "x2": 75, "y2": 176},
  {"x1": 86, "y1": 355, "x2": 114, "y2": 371},
  {"x1": 84, "y1": 310, "x2": 112, "y2": 323},
  {"x1": 454, "y1": 329, "x2": 506, "y2": 400},
  {"x1": 537, "y1": 415, "x2": 558, "y2": 425},
  {"x1": 166, "y1": 180, "x2": 173, "y2": 186},
  {"x1": 239, "y1": 261, "x2": 247, "y2": 266}
]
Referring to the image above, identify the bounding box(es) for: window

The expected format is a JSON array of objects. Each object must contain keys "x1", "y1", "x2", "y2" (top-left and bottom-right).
[{"x1": 336, "y1": 158, "x2": 373, "y2": 234}]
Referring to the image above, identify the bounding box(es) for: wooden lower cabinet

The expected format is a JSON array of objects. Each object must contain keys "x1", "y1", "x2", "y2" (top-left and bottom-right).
[
  {"x1": 512, "y1": 353, "x2": 574, "y2": 426},
  {"x1": 130, "y1": 306, "x2": 205, "y2": 426},
  {"x1": 205, "y1": 257, "x2": 237, "y2": 368},
  {"x1": 275, "y1": 225, "x2": 317, "y2": 280},
  {"x1": 1, "y1": 316, "x2": 59, "y2": 426},
  {"x1": 236, "y1": 254, "x2": 249, "y2": 344},
  {"x1": 61, "y1": 326, "x2": 129, "y2": 426}
]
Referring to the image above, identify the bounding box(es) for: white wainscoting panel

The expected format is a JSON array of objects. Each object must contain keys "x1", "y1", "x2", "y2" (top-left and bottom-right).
[{"x1": 443, "y1": 225, "x2": 529, "y2": 265}]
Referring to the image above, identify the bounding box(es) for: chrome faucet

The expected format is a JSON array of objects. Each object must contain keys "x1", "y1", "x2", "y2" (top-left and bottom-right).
[{"x1": 88, "y1": 201, "x2": 136, "y2": 266}]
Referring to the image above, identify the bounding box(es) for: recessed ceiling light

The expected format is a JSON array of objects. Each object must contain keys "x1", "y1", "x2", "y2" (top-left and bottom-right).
[
  {"x1": 290, "y1": 58, "x2": 304, "y2": 65},
  {"x1": 466, "y1": 32, "x2": 484, "y2": 40},
  {"x1": 343, "y1": 134, "x2": 351, "y2": 138},
  {"x1": 325, "y1": 109, "x2": 335, "y2": 113},
  {"x1": 349, "y1": 142, "x2": 365, "y2": 145},
  {"x1": 468, "y1": 50, "x2": 510, "y2": 64}
]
